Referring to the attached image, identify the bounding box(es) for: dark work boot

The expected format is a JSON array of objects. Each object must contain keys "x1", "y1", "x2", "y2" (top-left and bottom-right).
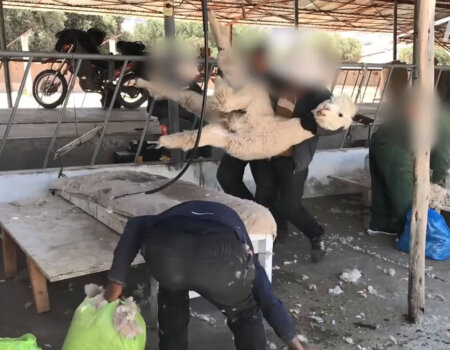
[{"x1": 310, "y1": 235, "x2": 326, "y2": 263}]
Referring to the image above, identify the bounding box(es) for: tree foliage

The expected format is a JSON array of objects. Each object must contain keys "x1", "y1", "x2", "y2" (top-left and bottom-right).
[
  {"x1": 3, "y1": 9, "x2": 362, "y2": 63},
  {"x1": 4, "y1": 9, "x2": 124, "y2": 52},
  {"x1": 399, "y1": 46, "x2": 450, "y2": 65},
  {"x1": 331, "y1": 34, "x2": 362, "y2": 62}
]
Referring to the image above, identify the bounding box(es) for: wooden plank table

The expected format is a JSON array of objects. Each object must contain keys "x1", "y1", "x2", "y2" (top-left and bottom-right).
[{"x1": 0, "y1": 195, "x2": 144, "y2": 313}]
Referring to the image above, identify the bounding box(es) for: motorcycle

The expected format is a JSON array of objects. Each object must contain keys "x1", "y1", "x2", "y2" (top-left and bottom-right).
[{"x1": 32, "y1": 28, "x2": 148, "y2": 109}]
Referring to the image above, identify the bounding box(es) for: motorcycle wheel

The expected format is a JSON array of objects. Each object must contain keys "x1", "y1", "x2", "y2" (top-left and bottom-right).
[
  {"x1": 32, "y1": 69, "x2": 68, "y2": 109},
  {"x1": 116, "y1": 74, "x2": 149, "y2": 109}
]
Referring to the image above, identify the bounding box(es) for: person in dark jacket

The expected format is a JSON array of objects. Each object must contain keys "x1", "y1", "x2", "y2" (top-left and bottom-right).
[
  {"x1": 250, "y1": 85, "x2": 334, "y2": 262},
  {"x1": 368, "y1": 100, "x2": 450, "y2": 236},
  {"x1": 215, "y1": 47, "x2": 339, "y2": 261},
  {"x1": 105, "y1": 201, "x2": 308, "y2": 350}
]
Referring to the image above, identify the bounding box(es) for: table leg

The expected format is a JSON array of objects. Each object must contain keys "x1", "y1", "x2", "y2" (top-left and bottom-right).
[
  {"x1": 2, "y1": 227, "x2": 18, "y2": 279},
  {"x1": 148, "y1": 276, "x2": 158, "y2": 329},
  {"x1": 257, "y1": 237, "x2": 274, "y2": 282},
  {"x1": 27, "y1": 257, "x2": 50, "y2": 313}
]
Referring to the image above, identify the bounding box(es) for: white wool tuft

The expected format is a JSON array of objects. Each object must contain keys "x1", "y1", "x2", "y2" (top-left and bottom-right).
[
  {"x1": 114, "y1": 297, "x2": 143, "y2": 339},
  {"x1": 328, "y1": 285, "x2": 344, "y2": 296},
  {"x1": 429, "y1": 183, "x2": 450, "y2": 209},
  {"x1": 340, "y1": 268, "x2": 362, "y2": 283}
]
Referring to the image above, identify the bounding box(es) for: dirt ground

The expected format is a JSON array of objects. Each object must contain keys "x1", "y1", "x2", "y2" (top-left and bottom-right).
[{"x1": 1, "y1": 195, "x2": 449, "y2": 350}]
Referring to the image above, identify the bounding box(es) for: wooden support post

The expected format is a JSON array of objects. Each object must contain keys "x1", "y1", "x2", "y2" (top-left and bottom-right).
[
  {"x1": 294, "y1": 0, "x2": 299, "y2": 28},
  {"x1": 27, "y1": 257, "x2": 50, "y2": 313},
  {"x1": 408, "y1": 0, "x2": 436, "y2": 324},
  {"x1": 2, "y1": 227, "x2": 18, "y2": 279}
]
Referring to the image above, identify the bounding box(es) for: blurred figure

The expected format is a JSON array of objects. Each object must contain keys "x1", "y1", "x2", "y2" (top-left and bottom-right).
[
  {"x1": 368, "y1": 96, "x2": 450, "y2": 236},
  {"x1": 216, "y1": 44, "x2": 340, "y2": 262},
  {"x1": 216, "y1": 45, "x2": 268, "y2": 200}
]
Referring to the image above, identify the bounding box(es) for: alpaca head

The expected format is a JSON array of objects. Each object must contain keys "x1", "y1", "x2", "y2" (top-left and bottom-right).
[{"x1": 313, "y1": 94, "x2": 357, "y2": 131}]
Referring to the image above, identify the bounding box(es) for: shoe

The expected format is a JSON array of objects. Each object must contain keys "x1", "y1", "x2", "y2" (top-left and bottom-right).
[
  {"x1": 367, "y1": 228, "x2": 397, "y2": 237},
  {"x1": 310, "y1": 236, "x2": 326, "y2": 263}
]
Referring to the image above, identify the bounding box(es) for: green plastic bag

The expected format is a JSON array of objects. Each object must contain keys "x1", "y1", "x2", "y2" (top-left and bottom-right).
[
  {"x1": 0, "y1": 334, "x2": 42, "y2": 350},
  {"x1": 62, "y1": 295, "x2": 146, "y2": 350}
]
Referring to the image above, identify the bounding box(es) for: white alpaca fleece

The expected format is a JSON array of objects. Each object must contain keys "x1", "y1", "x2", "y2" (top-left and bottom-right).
[
  {"x1": 429, "y1": 183, "x2": 450, "y2": 210},
  {"x1": 84, "y1": 284, "x2": 143, "y2": 339},
  {"x1": 135, "y1": 10, "x2": 357, "y2": 161}
]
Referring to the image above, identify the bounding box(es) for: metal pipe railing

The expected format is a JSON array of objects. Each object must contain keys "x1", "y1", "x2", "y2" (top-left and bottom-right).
[
  {"x1": 0, "y1": 57, "x2": 33, "y2": 161},
  {"x1": 42, "y1": 59, "x2": 83, "y2": 169},
  {"x1": 90, "y1": 60, "x2": 128, "y2": 165},
  {"x1": 2, "y1": 52, "x2": 450, "y2": 170},
  {"x1": 134, "y1": 98, "x2": 156, "y2": 164}
]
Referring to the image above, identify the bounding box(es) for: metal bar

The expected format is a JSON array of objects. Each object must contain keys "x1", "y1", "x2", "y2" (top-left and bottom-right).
[
  {"x1": 340, "y1": 66, "x2": 369, "y2": 149},
  {"x1": 294, "y1": 0, "x2": 299, "y2": 28},
  {"x1": 350, "y1": 70, "x2": 361, "y2": 98},
  {"x1": 0, "y1": 0, "x2": 12, "y2": 108},
  {"x1": 0, "y1": 52, "x2": 419, "y2": 70},
  {"x1": 0, "y1": 57, "x2": 32, "y2": 162},
  {"x1": 134, "y1": 98, "x2": 156, "y2": 164},
  {"x1": 90, "y1": 60, "x2": 128, "y2": 166},
  {"x1": 340, "y1": 69, "x2": 350, "y2": 94},
  {"x1": 329, "y1": 68, "x2": 340, "y2": 93},
  {"x1": 362, "y1": 70, "x2": 373, "y2": 102},
  {"x1": 0, "y1": 50, "x2": 149, "y2": 61},
  {"x1": 54, "y1": 126, "x2": 102, "y2": 160},
  {"x1": 353, "y1": 65, "x2": 368, "y2": 104},
  {"x1": 435, "y1": 68, "x2": 442, "y2": 89},
  {"x1": 369, "y1": 67, "x2": 394, "y2": 139},
  {"x1": 164, "y1": 0, "x2": 181, "y2": 162},
  {"x1": 372, "y1": 74, "x2": 382, "y2": 102},
  {"x1": 393, "y1": 0, "x2": 398, "y2": 61},
  {"x1": 42, "y1": 59, "x2": 83, "y2": 169}
]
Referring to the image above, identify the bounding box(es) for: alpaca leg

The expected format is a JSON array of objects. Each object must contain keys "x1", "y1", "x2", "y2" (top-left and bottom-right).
[
  {"x1": 135, "y1": 78, "x2": 217, "y2": 120},
  {"x1": 208, "y1": 10, "x2": 230, "y2": 50},
  {"x1": 159, "y1": 124, "x2": 229, "y2": 151}
]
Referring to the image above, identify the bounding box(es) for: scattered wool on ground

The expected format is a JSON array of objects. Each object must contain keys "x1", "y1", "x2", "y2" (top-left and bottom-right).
[
  {"x1": 329, "y1": 285, "x2": 344, "y2": 296},
  {"x1": 340, "y1": 268, "x2": 362, "y2": 283}
]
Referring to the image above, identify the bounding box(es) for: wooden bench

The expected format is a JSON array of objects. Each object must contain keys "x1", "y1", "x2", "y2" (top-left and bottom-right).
[{"x1": 0, "y1": 195, "x2": 274, "y2": 322}]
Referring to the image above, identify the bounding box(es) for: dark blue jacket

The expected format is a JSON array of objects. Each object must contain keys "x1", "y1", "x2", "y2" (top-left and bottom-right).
[
  {"x1": 290, "y1": 89, "x2": 333, "y2": 172},
  {"x1": 108, "y1": 200, "x2": 298, "y2": 343}
]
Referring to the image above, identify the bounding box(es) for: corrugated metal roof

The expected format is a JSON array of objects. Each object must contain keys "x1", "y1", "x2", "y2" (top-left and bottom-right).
[{"x1": 3, "y1": 0, "x2": 450, "y2": 47}]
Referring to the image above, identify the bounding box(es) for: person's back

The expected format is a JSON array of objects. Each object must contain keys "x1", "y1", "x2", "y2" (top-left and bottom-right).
[{"x1": 106, "y1": 201, "x2": 305, "y2": 350}]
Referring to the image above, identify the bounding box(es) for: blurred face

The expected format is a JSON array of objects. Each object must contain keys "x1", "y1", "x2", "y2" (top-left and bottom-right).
[{"x1": 249, "y1": 51, "x2": 268, "y2": 76}]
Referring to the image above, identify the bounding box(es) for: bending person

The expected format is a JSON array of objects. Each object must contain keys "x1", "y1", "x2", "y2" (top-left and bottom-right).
[{"x1": 105, "y1": 201, "x2": 307, "y2": 350}]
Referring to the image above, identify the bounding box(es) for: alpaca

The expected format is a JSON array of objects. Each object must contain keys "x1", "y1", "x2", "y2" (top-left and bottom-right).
[{"x1": 135, "y1": 10, "x2": 357, "y2": 161}]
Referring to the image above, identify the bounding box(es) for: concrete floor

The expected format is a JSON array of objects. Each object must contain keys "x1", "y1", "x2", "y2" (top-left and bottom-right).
[{"x1": 1, "y1": 195, "x2": 449, "y2": 350}]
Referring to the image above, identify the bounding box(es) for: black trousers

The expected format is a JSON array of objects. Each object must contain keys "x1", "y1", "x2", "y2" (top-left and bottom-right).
[
  {"x1": 143, "y1": 220, "x2": 267, "y2": 350},
  {"x1": 216, "y1": 154, "x2": 254, "y2": 200},
  {"x1": 250, "y1": 157, "x2": 324, "y2": 241}
]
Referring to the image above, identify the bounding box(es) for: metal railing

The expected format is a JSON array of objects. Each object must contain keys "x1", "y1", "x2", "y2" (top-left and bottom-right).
[
  {"x1": 1, "y1": 50, "x2": 449, "y2": 170},
  {"x1": 0, "y1": 50, "x2": 216, "y2": 170}
]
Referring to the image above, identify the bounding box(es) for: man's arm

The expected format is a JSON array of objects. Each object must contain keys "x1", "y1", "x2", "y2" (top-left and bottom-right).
[
  {"x1": 252, "y1": 258, "x2": 303, "y2": 349},
  {"x1": 107, "y1": 217, "x2": 147, "y2": 290}
]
